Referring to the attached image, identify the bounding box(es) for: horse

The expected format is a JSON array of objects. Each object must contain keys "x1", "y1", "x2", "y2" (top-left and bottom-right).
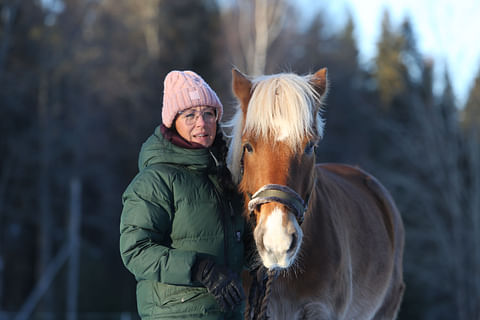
[{"x1": 227, "y1": 68, "x2": 405, "y2": 320}]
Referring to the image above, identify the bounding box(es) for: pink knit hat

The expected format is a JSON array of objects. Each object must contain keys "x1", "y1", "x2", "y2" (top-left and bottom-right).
[{"x1": 162, "y1": 70, "x2": 223, "y2": 128}]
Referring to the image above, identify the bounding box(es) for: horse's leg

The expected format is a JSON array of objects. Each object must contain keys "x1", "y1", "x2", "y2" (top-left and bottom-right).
[
  {"x1": 372, "y1": 281, "x2": 405, "y2": 320},
  {"x1": 300, "y1": 302, "x2": 337, "y2": 320}
]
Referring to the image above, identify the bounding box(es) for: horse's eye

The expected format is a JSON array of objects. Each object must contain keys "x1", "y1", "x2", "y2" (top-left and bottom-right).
[
  {"x1": 243, "y1": 143, "x2": 253, "y2": 153},
  {"x1": 305, "y1": 141, "x2": 316, "y2": 155}
]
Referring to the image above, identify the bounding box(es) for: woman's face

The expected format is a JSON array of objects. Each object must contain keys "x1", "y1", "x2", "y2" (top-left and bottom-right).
[{"x1": 174, "y1": 106, "x2": 217, "y2": 147}]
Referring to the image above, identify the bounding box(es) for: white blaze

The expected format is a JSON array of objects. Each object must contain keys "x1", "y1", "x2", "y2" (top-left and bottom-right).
[{"x1": 260, "y1": 206, "x2": 300, "y2": 269}]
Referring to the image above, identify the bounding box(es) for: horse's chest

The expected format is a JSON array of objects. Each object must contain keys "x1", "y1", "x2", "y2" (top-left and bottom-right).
[
  {"x1": 268, "y1": 296, "x2": 338, "y2": 320},
  {"x1": 268, "y1": 278, "x2": 350, "y2": 320},
  {"x1": 268, "y1": 295, "x2": 304, "y2": 320}
]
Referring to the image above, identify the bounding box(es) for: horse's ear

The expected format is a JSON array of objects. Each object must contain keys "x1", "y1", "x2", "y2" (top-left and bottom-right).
[
  {"x1": 310, "y1": 68, "x2": 328, "y2": 96},
  {"x1": 232, "y1": 68, "x2": 252, "y2": 113}
]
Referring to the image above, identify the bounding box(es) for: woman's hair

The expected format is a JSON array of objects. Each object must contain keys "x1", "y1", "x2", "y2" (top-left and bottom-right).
[{"x1": 211, "y1": 126, "x2": 239, "y2": 201}]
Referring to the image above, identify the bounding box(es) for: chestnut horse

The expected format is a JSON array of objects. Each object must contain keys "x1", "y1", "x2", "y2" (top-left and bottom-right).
[{"x1": 227, "y1": 69, "x2": 405, "y2": 320}]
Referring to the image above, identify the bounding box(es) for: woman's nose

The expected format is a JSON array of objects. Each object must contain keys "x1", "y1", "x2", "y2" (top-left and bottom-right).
[{"x1": 195, "y1": 114, "x2": 207, "y2": 126}]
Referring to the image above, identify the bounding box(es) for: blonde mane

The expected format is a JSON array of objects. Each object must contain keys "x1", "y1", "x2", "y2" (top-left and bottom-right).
[{"x1": 226, "y1": 72, "x2": 326, "y2": 183}]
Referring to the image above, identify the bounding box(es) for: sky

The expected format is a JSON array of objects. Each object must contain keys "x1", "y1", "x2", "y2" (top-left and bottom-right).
[{"x1": 302, "y1": 0, "x2": 480, "y2": 108}]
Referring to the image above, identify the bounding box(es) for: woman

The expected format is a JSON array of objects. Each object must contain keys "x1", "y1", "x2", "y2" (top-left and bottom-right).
[{"x1": 120, "y1": 70, "x2": 247, "y2": 319}]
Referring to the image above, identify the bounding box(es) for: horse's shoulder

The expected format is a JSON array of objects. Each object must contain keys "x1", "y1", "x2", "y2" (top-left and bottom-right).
[{"x1": 316, "y1": 163, "x2": 400, "y2": 247}]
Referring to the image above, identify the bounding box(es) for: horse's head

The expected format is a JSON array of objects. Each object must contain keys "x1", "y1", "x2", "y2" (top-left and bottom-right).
[{"x1": 228, "y1": 68, "x2": 328, "y2": 270}]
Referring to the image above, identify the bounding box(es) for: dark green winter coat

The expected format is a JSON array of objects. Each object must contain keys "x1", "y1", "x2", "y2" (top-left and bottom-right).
[{"x1": 120, "y1": 126, "x2": 246, "y2": 319}]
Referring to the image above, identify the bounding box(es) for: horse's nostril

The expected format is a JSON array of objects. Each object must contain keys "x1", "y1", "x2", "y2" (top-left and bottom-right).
[{"x1": 288, "y1": 233, "x2": 297, "y2": 253}]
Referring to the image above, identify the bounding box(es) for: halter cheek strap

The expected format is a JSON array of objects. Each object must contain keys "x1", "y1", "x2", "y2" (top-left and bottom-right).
[{"x1": 248, "y1": 184, "x2": 310, "y2": 224}]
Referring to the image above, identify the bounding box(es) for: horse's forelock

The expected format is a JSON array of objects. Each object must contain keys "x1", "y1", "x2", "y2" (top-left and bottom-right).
[
  {"x1": 246, "y1": 73, "x2": 323, "y2": 146},
  {"x1": 226, "y1": 72, "x2": 325, "y2": 184}
]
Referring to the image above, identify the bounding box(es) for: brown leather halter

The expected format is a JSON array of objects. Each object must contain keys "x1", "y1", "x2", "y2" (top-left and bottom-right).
[{"x1": 247, "y1": 184, "x2": 310, "y2": 225}]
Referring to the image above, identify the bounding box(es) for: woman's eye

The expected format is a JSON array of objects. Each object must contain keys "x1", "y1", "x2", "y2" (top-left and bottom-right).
[
  {"x1": 184, "y1": 113, "x2": 195, "y2": 119},
  {"x1": 204, "y1": 111, "x2": 215, "y2": 119}
]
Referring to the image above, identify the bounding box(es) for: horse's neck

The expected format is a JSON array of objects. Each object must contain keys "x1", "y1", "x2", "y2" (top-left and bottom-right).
[{"x1": 299, "y1": 169, "x2": 346, "y2": 274}]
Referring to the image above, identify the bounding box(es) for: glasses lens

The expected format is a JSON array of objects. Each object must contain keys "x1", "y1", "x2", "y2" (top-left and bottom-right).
[
  {"x1": 181, "y1": 108, "x2": 217, "y2": 125},
  {"x1": 202, "y1": 110, "x2": 216, "y2": 122}
]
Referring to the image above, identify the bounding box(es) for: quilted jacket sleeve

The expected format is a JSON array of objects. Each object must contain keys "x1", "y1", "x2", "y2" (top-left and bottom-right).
[{"x1": 119, "y1": 169, "x2": 197, "y2": 286}]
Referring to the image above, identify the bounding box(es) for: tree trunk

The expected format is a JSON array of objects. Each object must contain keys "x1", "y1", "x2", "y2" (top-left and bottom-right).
[
  {"x1": 66, "y1": 177, "x2": 82, "y2": 320},
  {"x1": 37, "y1": 70, "x2": 54, "y2": 315}
]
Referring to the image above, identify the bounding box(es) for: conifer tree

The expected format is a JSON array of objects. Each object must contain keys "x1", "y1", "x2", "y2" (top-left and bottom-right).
[
  {"x1": 462, "y1": 69, "x2": 480, "y2": 138},
  {"x1": 374, "y1": 10, "x2": 406, "y2": 107}
]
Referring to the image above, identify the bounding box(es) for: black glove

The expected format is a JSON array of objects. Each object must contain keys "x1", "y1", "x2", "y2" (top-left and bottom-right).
[{"x1": 193, "y1": 258, "x2": 245, "y2": 312}]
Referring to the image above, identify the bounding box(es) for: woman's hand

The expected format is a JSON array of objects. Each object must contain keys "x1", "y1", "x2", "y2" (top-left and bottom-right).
[{"x1": 194, "y1": 259, "x2": 245, "y2": 311}]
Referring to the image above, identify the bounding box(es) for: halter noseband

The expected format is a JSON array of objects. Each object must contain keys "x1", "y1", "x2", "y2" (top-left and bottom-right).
[{"x1": 247, "y1": 184, "x2": 311, "y2": 224}]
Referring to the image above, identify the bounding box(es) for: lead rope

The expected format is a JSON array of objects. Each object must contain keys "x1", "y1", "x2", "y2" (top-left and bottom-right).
[
  {"x1": 245, "y1": 268, "x2": 278, "y2": 320},
  {"x1": 257, "y1": 270, "x2": 278, "y2": 320}
]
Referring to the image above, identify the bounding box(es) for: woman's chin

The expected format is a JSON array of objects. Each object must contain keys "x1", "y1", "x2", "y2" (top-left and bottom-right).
[{"x1": 193, "y1": 136, "x2": 213, "y2": 147}]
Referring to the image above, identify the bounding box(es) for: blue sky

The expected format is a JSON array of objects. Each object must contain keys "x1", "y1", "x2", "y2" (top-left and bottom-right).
[{"x1": 303, "y1": 0, "x2": 480, "y2": 108}]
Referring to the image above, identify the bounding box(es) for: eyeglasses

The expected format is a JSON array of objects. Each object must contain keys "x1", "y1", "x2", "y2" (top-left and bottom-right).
[{"x1": 177, "y1": 108, "x2": 218, "y2": 126}]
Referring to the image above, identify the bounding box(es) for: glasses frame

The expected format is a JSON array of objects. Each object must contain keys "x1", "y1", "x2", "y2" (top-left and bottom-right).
[{"x1": 177, "y1": 107, "x2": 218, "y2": 126}]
